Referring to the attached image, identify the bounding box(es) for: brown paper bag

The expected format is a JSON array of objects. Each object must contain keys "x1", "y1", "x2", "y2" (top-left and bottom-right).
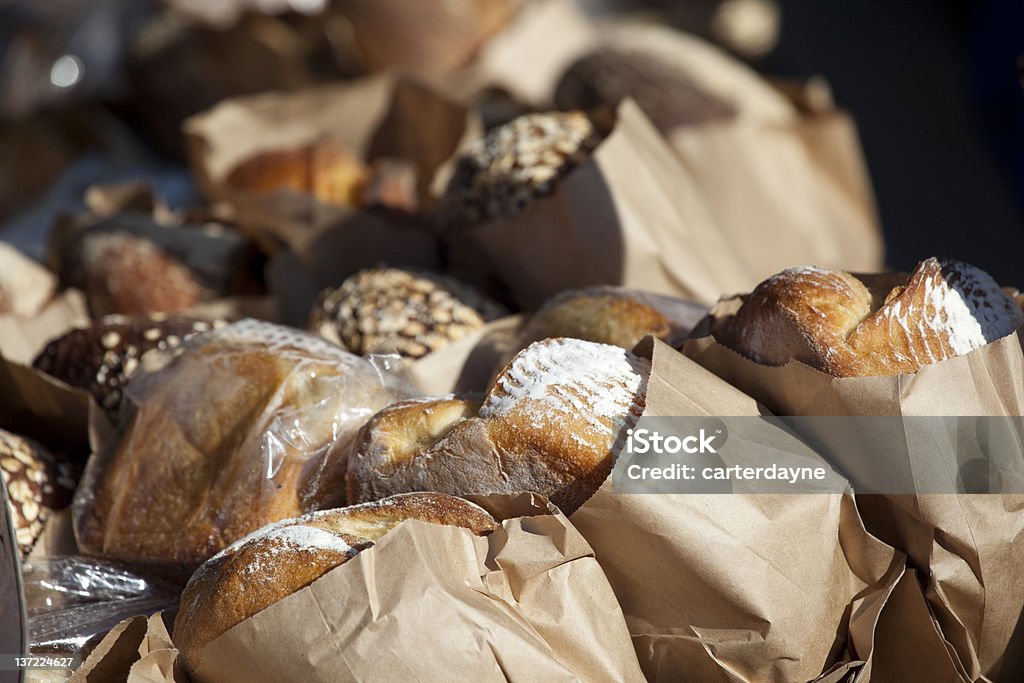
[
  {"x1": 74, "y1": 494, "x2": 645, "y2": 683},
  {"x1": 0, "y1": 290, "x2": 89, "y2": 365},
  {"x1": 408, "y1": 314, "x2": 524, "y2": 394},
  {"x1": 448, "y1": 98, "x2": 756, "y2": 310},
  {"x1": 184, "y1": 73, "x2": 479, "y2": 229},
  {"x1": 69, "y1": 612, "x2": 184, "y2": 683},
  {"x1": 570, "y1": 339, "x2": 909, "y2": 681},
  {"x1": 682, "y1": 307, "x2": 1024, "y2": 680}
]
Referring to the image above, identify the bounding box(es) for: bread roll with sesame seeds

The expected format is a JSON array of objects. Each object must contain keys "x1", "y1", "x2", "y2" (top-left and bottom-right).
[
  {"x1": 0, "y1": 430, "x2": 76, "y2": 557},
  {"x1": 309, "y1": 268, "x2": 506, "y2": 360},
  {"x1": 346, "y1": 338, "x2": 650, "y2": 514},
  {"x1": 74, "y1": 320, "x2": 413, "y2": 571},
  {"x1": 437, "y1": 111, "x2": 607, "y2": 231},
  {"x1": 173, "y1": 493, "x2": 497, "y2": 675},
  {"x1": 716, "y1": 257, "x2": 1024, "y2": 377},
  {"x1": 33, "y1": 315, "x2": 228, "y2": 417}
]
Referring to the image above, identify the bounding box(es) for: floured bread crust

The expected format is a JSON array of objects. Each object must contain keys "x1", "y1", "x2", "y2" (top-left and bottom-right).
[
  {"x1": 346, "y1": 338, "x2": 650, "y2": 514},
  {"x1": 718, "y1": 258, "x2": 1023, "y2": 376},
  {"x1": 174, "y1": 493, "x2": 496, "y2": 672}
]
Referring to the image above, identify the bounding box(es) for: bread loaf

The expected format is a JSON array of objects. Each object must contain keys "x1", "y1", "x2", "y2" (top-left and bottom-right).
[
  {"x1": 555, "y1": 25, "x2": 796, "y2": 131},
  {"x1": 517, "y1": 286, "x2": 707, "y2": 351},
  {"x1": 716, "y1": 257, "x2": 1023, "y2": 376},
  {"x1": 437, "y1": 111, "x2": 606, "y2": 230},
  {"x1": 309, "y1": 268, "x2": 505, "y2": 359},
  {"x1": 74, "y1": 320, "x2": 413, "y2": 571},
  {"x1": 33, "y1": 315, "x2": 228, "y2": 416},
  {"x1": 224, "y1": 138, "x2": 368, "y2": 208},
  {"x1": 347, "y1": 338, "x2": 650, "y2": 514},
  {"x1": 0, "y1": 430, "x2": 76, "y2": 557},
  {"x1": 174, "y1": 493, "x2": 497, "y2": 673}
]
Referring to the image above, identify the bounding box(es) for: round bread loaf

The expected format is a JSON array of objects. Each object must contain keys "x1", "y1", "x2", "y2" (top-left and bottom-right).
[
  {"x1": 62, "y1": 231, "x2": 204, "y2": 316},
  {"x1": 716, "y1": 257, "x2": 1024, "y2": 377},
  {"x1": 74, "y1": 319, "x2": 414, "y2": 571},
  {"x1": 174, "y1": 493, "x2": 497, "y2": 673},
  {"x1": 223, "y1": 139, "x2": 369, "y2": 208},
  {"x1": 555, "y1": 24, "x2": 795, "y2": 132},
  {"x1": 0, "y1": 430, "x2": 76, "y2": 557},
  {"x1": 309, "y1": 268, "x2": 505, "y2": 359},
  {"x1": 437, "y1": 111, "x2": 606, "y2": 230},
  {"x1": 555, "y1": 47, "x2": 737, "y2": 130},
  {"x1": 346, "y1": 338, "x2": 650, "y2": 514},
  {"x1": 33, "y1": 314, "x2": 228, "y2": 416},
  {"x1": 517, "y1": 286, "x2": 707, "y2": 351}
]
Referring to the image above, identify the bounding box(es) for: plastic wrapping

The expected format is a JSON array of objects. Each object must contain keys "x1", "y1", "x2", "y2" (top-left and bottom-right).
[
  {"x1": 23, "y1": 556, "x2": 177, "y2": 661},
  {"x1": 72, "y1": 319, "x2": 418, "y2": 571}
]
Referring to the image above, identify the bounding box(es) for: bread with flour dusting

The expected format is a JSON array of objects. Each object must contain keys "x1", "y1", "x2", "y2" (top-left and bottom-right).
[
  {"x1": 174, "y1": 492, "x2": 497, "y2": 675},
  {"x1": 717, "y1": 257, "x2": 1023, "y2": 376},
  {"x1": 346, "y1": 338, "x2": 650, "y2": 514}
]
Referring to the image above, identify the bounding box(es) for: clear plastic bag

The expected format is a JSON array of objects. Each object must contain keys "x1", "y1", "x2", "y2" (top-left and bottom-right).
[
  {"x1": 23, "y1": 556, "x2": 177, "y2": 660},
  {"x1": 73, "y1": 319, "x2": 418, "y2": 571}
]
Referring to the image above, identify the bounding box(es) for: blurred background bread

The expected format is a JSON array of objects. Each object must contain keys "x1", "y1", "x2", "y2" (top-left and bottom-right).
[
  {"x1": 173, "y1": 492, "x2": 497, "y2": 673},
  {"x1": 716, "y1": 257, "x2": 1024, "y2": 376}
]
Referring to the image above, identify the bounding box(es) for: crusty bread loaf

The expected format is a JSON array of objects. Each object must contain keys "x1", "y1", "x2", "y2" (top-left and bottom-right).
[
  {"x1": 174, "y1": 493, "x2": 497, "y2": 673},
  {"x1": 0, "y1": 430, "x2": 76, "y2": 557},
  {"x1": 517, "y1": 286, "x2": 707, "y2": 351},
  {"x1": 224, "y1": 138, "x2": 368, "y2": 207},
  {"x1": 346, "y1": 338, "x2": 650, "y2": 514},
  {"x1": 717, "y1": 257, "x2": 1023, "y2": 377},
  {"x1": 74, "y1": 320, "x2": 412, "y2": 571}
]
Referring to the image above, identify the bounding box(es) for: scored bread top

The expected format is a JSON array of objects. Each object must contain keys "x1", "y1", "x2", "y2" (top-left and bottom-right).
[
  {"x1": 718, "y1": 258, "x2": 1023, "y2": 377},
  {"x1": 174, "y1": 493, "x2": 496, "y2": 671},
  {"x1": 481, "y1": 337, "x2": 650, "y2": 438}
]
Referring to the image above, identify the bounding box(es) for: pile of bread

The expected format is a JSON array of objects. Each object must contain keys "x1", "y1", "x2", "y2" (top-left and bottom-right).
[{"x1": 1, "y1": 4, "x2": 1021, "y2": 680}]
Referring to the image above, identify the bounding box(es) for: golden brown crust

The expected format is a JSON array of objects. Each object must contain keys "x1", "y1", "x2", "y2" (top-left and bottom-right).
[
  {"x1": 346, "y1": 396, "x2": 482, "y2": 504},
  {"x1": 346, "y1": 338, "x2": 649, "y2": 514},
  {"x1": 717, "y1": 258, "x2": 1023, "y2": 377},
  {"x1": 520, "y1": 288, "x2": 673, "y2": 350},
  {"x1": 74, "y1": 321, "x2": 407, "y2": 571},
  {"x1": 174, "y1": 493, "x2": 496, "y2": 672},
  {"x1": 224, "y1": 139, "x2": 368, "y2": 207}
]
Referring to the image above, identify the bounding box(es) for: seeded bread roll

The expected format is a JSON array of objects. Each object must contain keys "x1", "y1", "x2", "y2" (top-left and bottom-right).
[
  {"x1": 717, "y1": 257, "x2": 1024, "y2": 377},
  {"x1": 555, "y1": 25, "x2": 795, "y2": 132},
  {"x1": 0, "y1": 430, "x2": 76, "y2": 557},
  {"x1": 347, "y1": 338, "x2": 650, "y2": 514},
  {"x1": 74, "y1": 320, "x2": 413, "y2": 571},
  {"x1": 437, "y1": 111, "x2": 606, "y2": 230},
  {"x1": 0, "y1": 242, "x2": 56, "y2": 318},
  {"x1": 224, "y1": 139, "x2": 369, "y2": 208},
  {"x1": 309, "y1": 268, "x2": 506, "y2": 359},
  {"x1": 33, "y1": 315, "x2": 228, "y2": 416},
  {"x1": 517, "y1": 286, "x2": 707, "y2": 351},
  {"x1": 174, "y1": 493, "x2": 497, "y2": 674}
]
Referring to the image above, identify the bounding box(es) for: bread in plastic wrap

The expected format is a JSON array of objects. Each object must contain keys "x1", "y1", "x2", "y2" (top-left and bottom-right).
[{"x1": 73, "y1": 319, "x2": 415, "y2": 572}]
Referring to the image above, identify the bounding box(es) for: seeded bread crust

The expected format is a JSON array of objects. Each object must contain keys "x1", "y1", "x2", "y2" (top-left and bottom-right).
[{"x1": 0, "y1": 430, "x2": 76, "y2": 557}]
